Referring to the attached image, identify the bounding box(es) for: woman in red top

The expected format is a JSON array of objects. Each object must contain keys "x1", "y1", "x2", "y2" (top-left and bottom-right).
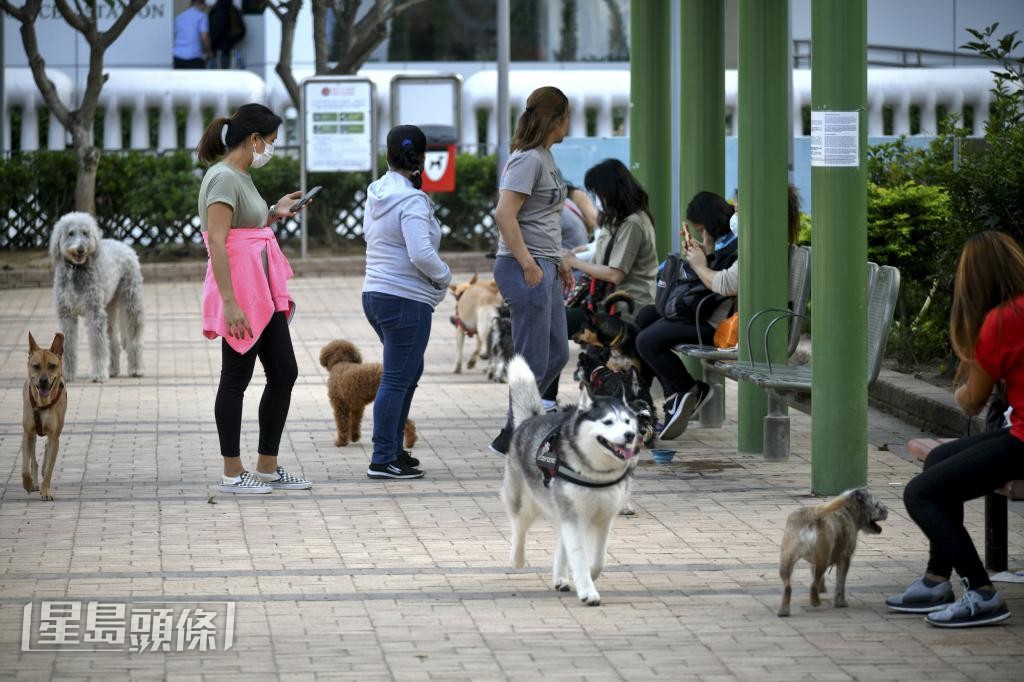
[{"x1": 886, "y1": 231, "x2": 1024, "y2": 627}]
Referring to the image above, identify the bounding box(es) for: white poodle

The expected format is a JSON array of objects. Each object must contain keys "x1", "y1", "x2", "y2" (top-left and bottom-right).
[{"x1": 49, "y1": 212, "x2": 145, "y2": 382}]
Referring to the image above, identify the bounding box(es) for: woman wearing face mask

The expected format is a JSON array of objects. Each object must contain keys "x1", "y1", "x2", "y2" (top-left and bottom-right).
[
  {"x1": 196, "y1": 103, "x2": 312, "y2": 494},
  {"x1": 543, "y1": 158, "x2": 658, "y2": 409}
]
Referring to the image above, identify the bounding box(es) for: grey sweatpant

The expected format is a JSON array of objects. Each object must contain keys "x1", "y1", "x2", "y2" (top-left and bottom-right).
[{"x1": 493, "y1": 255, "x2": 570, "y2": 430}]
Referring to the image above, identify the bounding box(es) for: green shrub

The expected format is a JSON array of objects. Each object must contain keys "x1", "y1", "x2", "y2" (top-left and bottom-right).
[
  {"x1": 867, "y1": 182, "x2": 953, "y2": 367},
  {"x1": 0, "y1": 150, "x2": 499, "y2": 253}
]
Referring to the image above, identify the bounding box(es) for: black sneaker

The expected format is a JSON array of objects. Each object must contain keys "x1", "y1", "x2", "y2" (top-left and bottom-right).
[
  {"x1": 399, "y1": 450, "x2": 420, "y2": 468},
  {"x1": 659, "y1": 382, "x2": 714, "y2": 441},
  {"x1": 367, "y1": 461, "x2": 424, "y2": 479},
  {"x1": 489, "y1": 427, "x2": 512, "y2": 456}
]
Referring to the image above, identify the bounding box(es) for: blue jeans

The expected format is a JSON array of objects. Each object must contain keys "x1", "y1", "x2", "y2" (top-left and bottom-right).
[
  {"x1": 493, "y1": 256, "x2": 570, "y2": 430},
  {"x1": 362, "y1": 292, "x2": 433, "y2": 465}
]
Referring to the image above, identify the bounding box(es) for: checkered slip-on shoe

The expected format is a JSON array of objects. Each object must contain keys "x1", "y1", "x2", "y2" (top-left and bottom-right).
[
  {"x1": 253, "y1": 466, "x2": 312, "y2": 490},
  {"x1": 218, "y1": 471, "x2": 273, "y2": 494}
]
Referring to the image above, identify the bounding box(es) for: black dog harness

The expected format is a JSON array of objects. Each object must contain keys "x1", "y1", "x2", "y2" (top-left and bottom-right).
[
  {"x1": 535, "y1": 424, "x2": 632, "y2": 489},
  {"x1": 29, "y1": 381, "x2": 65, "y2": 437}
]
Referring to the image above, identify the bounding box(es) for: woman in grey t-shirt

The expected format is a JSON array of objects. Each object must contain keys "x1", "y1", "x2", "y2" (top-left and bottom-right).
[{"x1": 488, "y1": 86, "x2": 575, "y2": 455}]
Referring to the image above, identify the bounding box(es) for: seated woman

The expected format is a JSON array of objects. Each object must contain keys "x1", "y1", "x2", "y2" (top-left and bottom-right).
[
  {"x1": 637, "y1": 187, "x2": 802, "y2": 440},
  {"x1": 635, "y1": 192, "x2": 738, "y2": 440},
  {"x1": 885, "y1": 231, "x2": 1024, "y2": 628},
  {"x1": 543, "y1": 158, "x2": 658, "y2": 410}
]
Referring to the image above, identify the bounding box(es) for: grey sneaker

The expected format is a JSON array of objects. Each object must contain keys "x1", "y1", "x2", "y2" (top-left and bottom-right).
[
  {"x1": 218, "y1": 471, "x2": 273, "y2": 494},
  {"x1": 925, "y1": 579, "x2": 1011, "y2": 628},
  {"x1": 253, "y1": 466, "x2": 312, "y2": 490},
  {"x1": 885, "y1": 576, "x2": 955, "y2": 613}
]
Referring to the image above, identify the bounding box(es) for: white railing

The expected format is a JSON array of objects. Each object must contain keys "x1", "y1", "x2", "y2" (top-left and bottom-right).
[
  {"x1": 99, "y1": 70, "x2": 265, "y2": 151},
  {"x1": 3, "y1": 68, "x2": 74, "y2": 152},
  {"x1": 3, "y1": 66, "x2": 1001, "y2": 153},
  {"x1": 460, "y1": 69, "x2": 632, "y2": 151}
]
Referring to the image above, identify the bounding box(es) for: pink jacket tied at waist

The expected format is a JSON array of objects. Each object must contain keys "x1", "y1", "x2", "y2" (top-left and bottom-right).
[{"x1": 202, "y1": 227, "x2": 295, "y2": 354}]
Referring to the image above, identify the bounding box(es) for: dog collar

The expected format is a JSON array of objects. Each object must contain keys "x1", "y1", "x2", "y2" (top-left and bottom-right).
[
  {"x1": 29, "y1": 380, "x2": 65, "y2": 437},
  {"x1": 609, "y1": 326, "x2": 626, "y2": 349},
  {"x1": 450, "y1": 315, "x2": 477, "y2": 337},
  {"x1": 535, "y1": 425, "x2": 632, "y2": 489}
]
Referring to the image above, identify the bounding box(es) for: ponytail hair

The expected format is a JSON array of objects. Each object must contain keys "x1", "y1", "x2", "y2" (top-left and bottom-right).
[
  {"x1": 386, "y1": 124, "x2": 427, "y2": 189},
  {"x1": 196, "y1": 103, "x2": 282, "y2": 165},
  {"x1": 510, "y1": 86, "x2": 569, "y2": 152}
]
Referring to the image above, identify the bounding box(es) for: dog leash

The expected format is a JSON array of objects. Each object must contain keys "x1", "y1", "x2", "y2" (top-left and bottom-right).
[{"x1": 29, "y1": 381, "x2": 65, "y2": 437}]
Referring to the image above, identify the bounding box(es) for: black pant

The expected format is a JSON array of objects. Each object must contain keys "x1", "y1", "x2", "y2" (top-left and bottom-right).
[
  {"x1": 214, "y1": 312, "x2": 298, "y2": 457},
  {"x1": 541, "y1": 306, "x2": 587, "y2": 402},
  {"x1": 904, "y1": 427, "x2": 1024, "y2": 588},
  {"x1": 634, "y1": 304, "x2": 713, "y2": 398},
  {"x1": 173, "y1": 57, "x2": 207, "y2": 69}
]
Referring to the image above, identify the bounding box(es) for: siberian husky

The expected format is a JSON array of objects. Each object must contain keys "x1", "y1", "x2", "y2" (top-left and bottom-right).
[{"x1": 502, "y1": 356, "x2": 640, "y2": 605}]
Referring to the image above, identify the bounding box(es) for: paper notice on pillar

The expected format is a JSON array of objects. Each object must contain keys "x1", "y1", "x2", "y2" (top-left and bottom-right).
[{"x1": 810, "y1": 111, "x2": 860, "y2": 167}]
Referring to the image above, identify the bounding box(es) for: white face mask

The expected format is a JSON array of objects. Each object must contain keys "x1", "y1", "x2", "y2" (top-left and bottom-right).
[
  {"x1": 251, "y1": 137, "x2": 274, "y2": 169},
  {"x1": 593, "y1": 196, "x2": 603, "y2": 214}
]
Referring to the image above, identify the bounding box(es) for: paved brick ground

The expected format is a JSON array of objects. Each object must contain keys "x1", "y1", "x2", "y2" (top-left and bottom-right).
[{"x1": 1, "y1": 273, "x2": 1022, "y2": 681}]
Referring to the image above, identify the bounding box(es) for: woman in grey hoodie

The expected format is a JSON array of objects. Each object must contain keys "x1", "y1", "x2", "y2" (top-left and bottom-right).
[{"x1": 362, "y1": 125, "x2": 452, "y2": 479}]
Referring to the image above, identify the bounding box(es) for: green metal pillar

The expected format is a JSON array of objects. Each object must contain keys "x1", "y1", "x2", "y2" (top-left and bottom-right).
[
  {"x1": 680, "y1": 0, "x2": 725, "y2": 203},
  {"x1": 680, "y1": 0, "x2": 726, "y2": 426},
  {"x1": 811, "y1": 0, "x2": 868, "y2": 494},
  {"x1": 630, "y1": 0, "x2": 672, "y2": 258},
  {"x1": 737, "y1": 0, "x2": 790, "y2": 454}
]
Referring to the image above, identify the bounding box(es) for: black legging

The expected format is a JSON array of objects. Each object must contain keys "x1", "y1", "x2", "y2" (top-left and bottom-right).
[
  {"x1": 904, "y1": 426, "x2": 1024, "y2": 589},
  {"x1": 634, "y1": 304, "x2": 713, "y2": 398},
  {"x1": 214, "y1": 311, "x2": 298, "y2": 457}
]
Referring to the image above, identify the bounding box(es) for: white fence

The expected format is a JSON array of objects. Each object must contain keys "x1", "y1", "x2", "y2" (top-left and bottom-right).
[{"x1": 3, "y1": 66, "x2": 999, "y2": 153}]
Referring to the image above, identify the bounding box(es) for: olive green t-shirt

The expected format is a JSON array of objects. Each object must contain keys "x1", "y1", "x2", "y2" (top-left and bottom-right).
[
  {"x1": 198, "y1": 162, "x2": 269, "y2": 231},
  {"x1": 593, "y1": 211, "x2": 658, "y2": 320}
]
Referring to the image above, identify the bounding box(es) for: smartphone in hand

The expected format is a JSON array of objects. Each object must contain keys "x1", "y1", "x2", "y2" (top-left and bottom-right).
[{"x1": 289, "y1": 185, "x2": 322, "y2": 213}]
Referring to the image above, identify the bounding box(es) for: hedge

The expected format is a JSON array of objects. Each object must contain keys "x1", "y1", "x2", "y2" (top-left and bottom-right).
[{"x1": 0, "y1": 150, "x2": 499, "y2": 253}]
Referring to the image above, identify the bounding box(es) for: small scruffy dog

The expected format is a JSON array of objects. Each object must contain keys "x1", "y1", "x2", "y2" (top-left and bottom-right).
[
  {"x1": 319, "y1": 340, "x2": 417, "y2": 449},
  {"x1": 777, "y1": 487, "x2": 888, "y2": 617},
  {"x1": 50, "y1": 212, "x2": 145, "y2": 383}
]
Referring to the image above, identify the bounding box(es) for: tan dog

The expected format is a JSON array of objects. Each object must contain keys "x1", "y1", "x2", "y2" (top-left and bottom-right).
[
  {"x1": 319, "y1": 340, "x2": 417, "y2": 449},
  {"x1": 22, "y1": 333, "x2": 68, "y2": 501},
  {"x1": 778, "y1": 488, "x2": 888, "y2": 616},
  {"x1": 449, "y1": 273, "x2": 504, "y2": 374}
]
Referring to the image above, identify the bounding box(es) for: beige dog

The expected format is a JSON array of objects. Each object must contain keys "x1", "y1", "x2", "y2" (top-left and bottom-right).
[
  {"x1": 22, "y1": 333, "x2": 68, "y2": 501},
  {"x1": 449, "y1": 273, "x2": 504, "y2": 374},
  {"x1": 777, "y1": 488, "x2": 888, "y2": 616}
]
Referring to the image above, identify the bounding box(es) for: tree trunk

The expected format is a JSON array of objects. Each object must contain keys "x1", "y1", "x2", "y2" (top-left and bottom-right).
[{"x1": 74, "y1": 131, "x2": 100, "y2": 214}]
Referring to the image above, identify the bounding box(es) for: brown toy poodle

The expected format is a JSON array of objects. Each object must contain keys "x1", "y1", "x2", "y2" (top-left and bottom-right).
[{"x1": 319, "y1": 339, "x2": 417, "y2": 449}]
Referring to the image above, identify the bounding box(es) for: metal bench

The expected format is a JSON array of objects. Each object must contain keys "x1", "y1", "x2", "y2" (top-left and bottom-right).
[
  {"x1": 675, "y1": 245, "x2": 813, "y2": 427},
  {"x1": 714, "y1": 264, "x2": 900, "y2": 460},
  {"x1": 906, "y1": 437, "x2": 1024, "y2": 572}
]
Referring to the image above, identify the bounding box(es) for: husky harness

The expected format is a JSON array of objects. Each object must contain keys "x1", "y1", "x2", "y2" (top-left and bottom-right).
[
  {"x1": 535, "y1": 424, "x2": 632, "y2": 489},
  {"x1": 29, "y1": 381, "x2": 65, "y2": 437}
]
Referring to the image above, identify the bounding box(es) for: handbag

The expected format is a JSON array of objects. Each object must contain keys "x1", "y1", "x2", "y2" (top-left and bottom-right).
[{"x1": 566, "y1": 223, "x2": 620, "y2": 312}]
